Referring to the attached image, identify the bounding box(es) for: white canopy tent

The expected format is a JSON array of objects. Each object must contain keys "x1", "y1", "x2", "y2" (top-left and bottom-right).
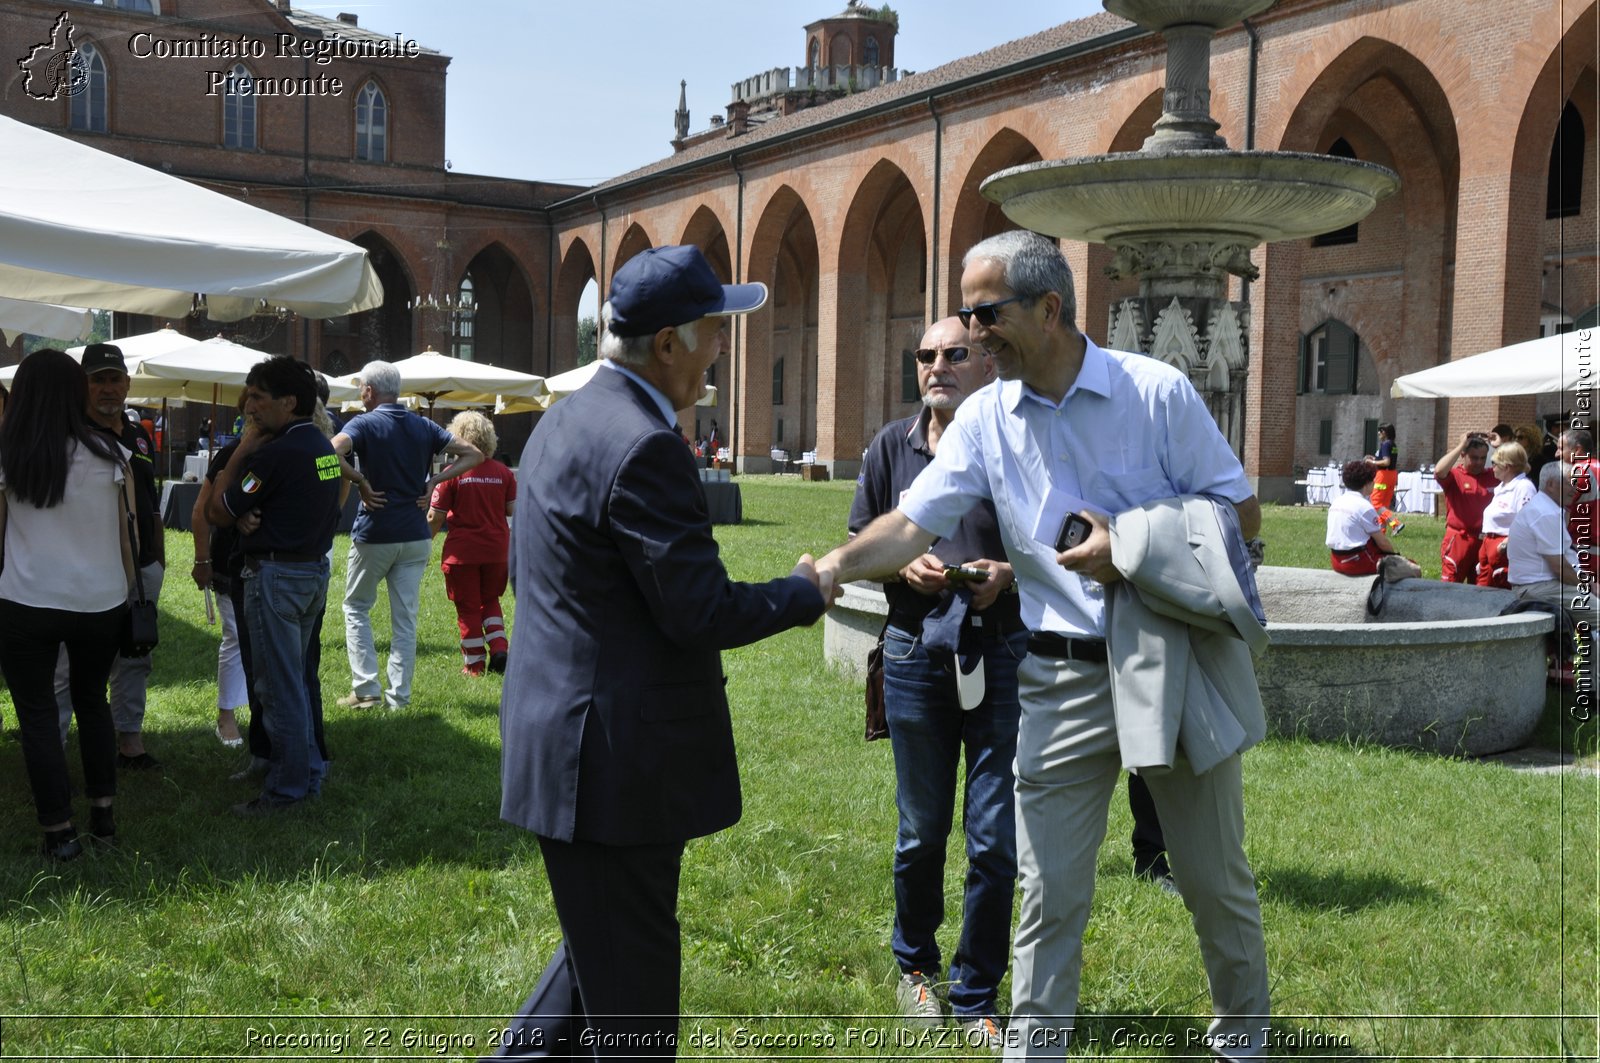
[
  {"x1": 0, "y1": 296, "x2": 91, "y2": 346},
  {"x1": 0, "y1": 115, "x2": 382, "y2": 321},
  {"x1": 0, "y1": 327, "x2": 194, "y2": 386},
  {"x1": 538, "y1": 360, "x2": 717, "y2": 410},
  {"x1": 132, "y1": 337, "x2": 361, "y2": 406},
  {"x1": 332, "y1": 350, "x2": 546, "y2": 416},
  {"x1": 1391, "y1": 332, "x2": 1591, "y2": 398}
]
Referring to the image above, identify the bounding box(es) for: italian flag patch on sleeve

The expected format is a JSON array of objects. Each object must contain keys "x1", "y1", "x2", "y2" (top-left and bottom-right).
[{"x1": 242, "y1": 472, "x2": 262, "y2": 494}]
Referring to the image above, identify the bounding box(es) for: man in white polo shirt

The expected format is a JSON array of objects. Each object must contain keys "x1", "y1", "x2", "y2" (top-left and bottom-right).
[{"x1": 1506, "y1": 461, "x2": 1581, "y2": 603}]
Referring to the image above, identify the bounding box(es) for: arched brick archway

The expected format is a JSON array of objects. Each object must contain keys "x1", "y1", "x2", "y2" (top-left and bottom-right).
[
  {"x1": 453, "y1": 241, "x2": 537, "y2": 456},
  {"x1": 1077, "y1": 91, "x2": 1165, "y2": 342},
  {"x1": 612, "y1": 223, "x2": 654, "y2": 285},
  {"x1": 832, "y1": 159, "x2": 925, "y2": 472},
  {"x1": 1250, "y1": 36, "x2": 1461, "y2": 495},
  {"x1": 745, "y1": 185, "x2": 820, "y2": 470},
  {"x1": 679, "y1": 205, "x2": 734, "y2": 440},
  {"x1": 330, "y1": 231, "x2": 415, "y2": 371},
  {"x1": 947, "y1": 129, "x2": 1042, "y2": 315},
  {"x1": 552, "y1": 238, "x2": 596, "y2": 376}
]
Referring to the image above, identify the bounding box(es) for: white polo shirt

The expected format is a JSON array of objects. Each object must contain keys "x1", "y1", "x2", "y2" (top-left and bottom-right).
[
  {"x1": 1480, "y1": 473, "x2": 1537, "y2": 536},
  {"x1": 1506, "y1": 491, "x2": 1578, "y2": 584},
  {"x1": 1326, "y1": 490, "x2": 1381, "y2": 550}
]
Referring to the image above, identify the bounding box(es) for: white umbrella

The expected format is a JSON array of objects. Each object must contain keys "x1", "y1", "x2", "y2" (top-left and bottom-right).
[
  {"x1": 0, "y1": 115, "x2": 382, "y2": 322},
  {"x1": 0, "y1": 296, "x2": 91, "y2": 345},
  {"x1": 1391, "y1": 332, "x2": 1591, "y2": 398},
  {"x1": 0, "y1": 327, "x2": 195, "y2": 386},
  {"x1": 539, "y1": 360, "x2": 717, "y2": 409},
  {"x1": 333, "y1": 350, "x2": 546, "y2": 416},
  {"x1": 132, "y1": 337, "x2": 361, "y2": 406}
]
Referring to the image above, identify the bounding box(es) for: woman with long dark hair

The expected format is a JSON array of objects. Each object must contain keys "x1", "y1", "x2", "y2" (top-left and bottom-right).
[{"x1": 0, "y1": 349, "x2": 135, "y2": 859}]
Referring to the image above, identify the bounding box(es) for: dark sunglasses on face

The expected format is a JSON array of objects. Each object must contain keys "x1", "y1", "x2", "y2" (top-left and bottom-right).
[
  {"x1": 957, "y1": 295, "x2": 1027, "y2": 329},
  {"x1": 914, "y1": 346, "x2": 971, "y2": 366}
]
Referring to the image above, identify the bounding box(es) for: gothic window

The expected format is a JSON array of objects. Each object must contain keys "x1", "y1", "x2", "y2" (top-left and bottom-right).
[
  {"x1": 864, "y1": 36, "x2": 879, "y2": 66},
  {"x1": 355, "y1": 81, "x2": 387, "y2": 162},
  {"x1": 70, "y1": 43, "x2": 107, "y2": 133},
  {"x1": 223, "y1": 64, "x2": 256, "y2": 149},
  {"x1": 1312, "y1": 139, "x2": 1359, "y2": 246},
  {"x1": 452, "y1": 276, "x2": 476, "y2": 361},
  {"x1": 1300, "y1": 319, "x2": 1359, "y2": 395},
  {"x1": 809, "y1": 38, "x2": 820, "y2": 68},
  {"x1": 1547, "y1": 101, "x2": 1585, "y2": 219}
]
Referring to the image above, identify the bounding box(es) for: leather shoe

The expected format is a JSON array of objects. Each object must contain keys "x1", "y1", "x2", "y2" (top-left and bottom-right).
[
  {"x1": 117, "y1": 751, "x2": 162, "y2": 772},
  {"x1": 231, "y1": 796, "x2": 304, "y2": 818}
]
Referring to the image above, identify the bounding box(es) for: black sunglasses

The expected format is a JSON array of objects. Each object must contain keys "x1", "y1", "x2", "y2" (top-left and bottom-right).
[
  {"x1": 914, "y1": 346, "x2": 971, "y2": 366},
  {"x1": 957, "y1": 296, "x2": 1027, "y2": 329}
]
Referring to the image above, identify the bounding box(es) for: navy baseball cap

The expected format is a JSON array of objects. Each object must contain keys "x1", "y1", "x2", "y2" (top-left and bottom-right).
[
  {"x1": 81, "y1": 343, "x2": 128, "y2": 376},
  {"x1": 607, "y1": 245, "x2": 768, "y2": 338}
]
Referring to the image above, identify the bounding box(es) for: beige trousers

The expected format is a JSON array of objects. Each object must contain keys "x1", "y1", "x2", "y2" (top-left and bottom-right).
[{"x1": 1004, "y1": 653, "x2": 1270, "y2": 1061}]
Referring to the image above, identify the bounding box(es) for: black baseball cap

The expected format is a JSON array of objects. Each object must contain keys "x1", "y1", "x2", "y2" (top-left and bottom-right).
[
  {"x1": 606, "y1": 245, "x2": 767, "y2": 338},
  {"x1": 80, "y1": 343, "x2": 128, "y2": 377}
]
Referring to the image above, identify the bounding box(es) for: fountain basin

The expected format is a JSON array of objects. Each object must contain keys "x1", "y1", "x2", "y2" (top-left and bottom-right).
[
  {"x1": 823, "y1": 567, "x2": 1552, "y2": 757},
  {"x1": 981, "y1": 151, "x2": 1399, "y2": 265}
]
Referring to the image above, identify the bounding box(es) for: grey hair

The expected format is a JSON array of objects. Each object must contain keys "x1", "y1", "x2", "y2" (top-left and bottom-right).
[
  {"x1": 1564, "y1": 428, "x2": 1594, "y2": 454},
  {"x1": 598, "y1": 302, "x2": 699, "y2": 367},
  {"x1": 1540, "y1": 460, "x2": 1568, "y2": 492},
  {"x1": 963, "y1": 230, "x2": 1076, "y2": 328},
  {"x1": 358, "y1": 359, "x2": 401, "y2": 400}
]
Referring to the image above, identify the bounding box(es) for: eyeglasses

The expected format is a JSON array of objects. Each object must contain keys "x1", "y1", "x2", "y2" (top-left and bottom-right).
[
  {"x1": 914, "y1": 346, "x2": 970, "y2": 366},
  {"x1": 957, "y1": 296, "x2": 1027, "y2": 329}
]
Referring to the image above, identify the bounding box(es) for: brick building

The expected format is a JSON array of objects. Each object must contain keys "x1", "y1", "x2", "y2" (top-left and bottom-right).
[{"x1": 3, "y1": 0, "x2": 1595, "y2": 492}]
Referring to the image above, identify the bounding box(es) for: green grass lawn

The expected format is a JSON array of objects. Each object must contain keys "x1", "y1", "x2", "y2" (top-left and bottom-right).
[{"x1": 0, "y1": 480, "x2": 1593, "y2": 1059}]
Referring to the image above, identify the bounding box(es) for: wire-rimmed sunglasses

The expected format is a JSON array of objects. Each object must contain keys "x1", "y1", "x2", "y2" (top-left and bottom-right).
[
  {"x1": 957, "y1": 296, "x2": 1027, "y2": 329},
  {"x1": 913, "y1": 346, "x2": 971, "y2": 366}
]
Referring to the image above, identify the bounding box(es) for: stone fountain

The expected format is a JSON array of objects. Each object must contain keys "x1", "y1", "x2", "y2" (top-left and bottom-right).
[
  {"x1": 824, "y1": 4, "x2": 1552, "y2": 757},
  {"x1": 981, "y1": 0, "x2": 1400, "y2": 454}
]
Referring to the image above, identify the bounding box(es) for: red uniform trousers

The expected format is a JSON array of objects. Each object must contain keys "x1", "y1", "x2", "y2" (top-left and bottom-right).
[
  {"x1": 441, "y1": 560, "x2": 509, "y2": 670},
  {"x1": 1476, "y1": 533, "x2": 1510, "y2": 588},
  {"x1": 1330, "y1": 542, "x2": 1386, "y2": 577},
  {"x1": 1440, "y1": 527, "x2": 1483, "y2": 584}
]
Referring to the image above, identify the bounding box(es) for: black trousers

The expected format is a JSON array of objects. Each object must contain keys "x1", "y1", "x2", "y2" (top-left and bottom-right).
[
  {"x1": 489, "y1": 835, "x2": 685, "y2": 1061},
  {"x1": 0, "y1": 599, "x2": 123, "y2": 826},
  {"x1": 1129, "y1": 772, "x2": 1170, "y2": 875}
]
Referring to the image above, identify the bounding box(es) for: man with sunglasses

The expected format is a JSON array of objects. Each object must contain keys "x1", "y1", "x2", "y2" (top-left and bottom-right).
[
  {"x1": 849, "y1": 317, "x2": 1024, "y2": 1048},
  {"x1": 817, "y1": 230, "x2": 1269, "y2": 1059}
]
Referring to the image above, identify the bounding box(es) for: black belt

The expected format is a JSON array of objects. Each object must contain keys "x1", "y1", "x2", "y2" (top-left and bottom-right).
[
  {"x1": 1026, "y1": 631, "x2": 1108, "y2": 662},
  {"x1": 887, "y1": 608, "x2": 1028, "y2": 639},
  {"x1": 1330, "y1": 545, "x2": 1368, "y2": 557},
  {"x1": 244, "y1": 551, "x2": 322, "y2": 569}
]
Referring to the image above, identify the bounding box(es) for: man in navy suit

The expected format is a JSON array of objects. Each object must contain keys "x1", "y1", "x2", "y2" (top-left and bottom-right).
[{"x1": 490, "y1": 245, "x2": 832, "y2": 1059}]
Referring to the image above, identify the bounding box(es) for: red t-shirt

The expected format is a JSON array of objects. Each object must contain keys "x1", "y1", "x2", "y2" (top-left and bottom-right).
[
  {"x1": 431, "y1": 458, "x2": 516, "y2": 565},
  {"x1": 1436, "y1": 465, "x2": 1497, "y2": 533}
]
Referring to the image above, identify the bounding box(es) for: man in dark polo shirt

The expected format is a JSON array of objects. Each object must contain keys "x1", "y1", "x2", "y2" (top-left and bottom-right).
[
  {"x1": 848, "y1": 316, "x2": 1029, "y2": 1046},
  {"x1": 332, "y1": 360, "x2": 483, "y2": 711},
  {"x1": 207, "y1": 357, "x2": 342, "y2": 815}
]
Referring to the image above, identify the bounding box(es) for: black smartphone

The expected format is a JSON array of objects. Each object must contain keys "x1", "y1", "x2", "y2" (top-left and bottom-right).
[
  {"x1": 942, "y1": 564, "x2": 990, "y2": 584},
  {"x1": 1056, "y1": 513, "x2": 1092, "y2": 552}
]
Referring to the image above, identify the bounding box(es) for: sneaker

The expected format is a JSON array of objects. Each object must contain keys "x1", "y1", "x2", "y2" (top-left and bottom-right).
[
  {"x1": 896, "y1": 971, "x2": 945, "y2": 1027},
  {"x1": 116, "y1": 751, "x2": 162, "y2": 772},
  {"x1": 462, "y1": 664, "x2": 485, "y2": 678},
  {"x1": 335, "y1": 693, "x2": 381, "y2": 710},
  {"x1": 958, "y1": 1016, "x2": 1006, "y2": 1053},
  {"x1": 1389, "y1": 520, "x2": 1406, "y2": 536}
]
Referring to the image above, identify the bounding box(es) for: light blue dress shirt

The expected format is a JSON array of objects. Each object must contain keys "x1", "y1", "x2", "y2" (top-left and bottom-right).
[{"x1": 899, "y1": 336, "x2": 1252, "y2": 638}]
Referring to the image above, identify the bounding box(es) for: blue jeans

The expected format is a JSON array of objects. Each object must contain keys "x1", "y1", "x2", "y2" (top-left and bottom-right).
[
  {"x1": 882, "y1": 624, "x2": 1027, "y2": 1016},
  {"x1": 244, "y1": 560, "x2": 329, "y2": 804}
]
